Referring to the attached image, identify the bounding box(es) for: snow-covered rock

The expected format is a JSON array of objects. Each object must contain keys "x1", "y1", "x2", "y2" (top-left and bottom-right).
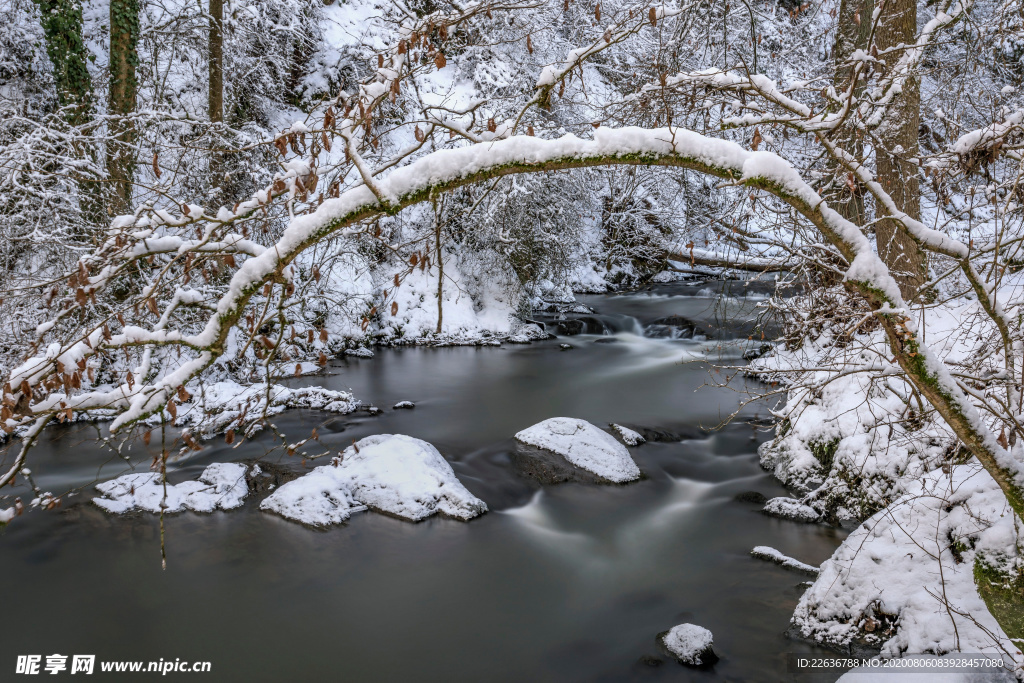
[
  {"x1": 163, "y1": 381, "x2": 358, "y2": 438},
  {"x1": 660, "y1": 624, "x2": 716, "y2": 665},
  {"x1": 93, "y1": 463, "x2": 250, "y2": 514},
  {"x1": 611, "y1": 423, "x2": 646, "y2": 446},
  {"x1": 393, "y1": 400, "x2": 415, "y2": 409},
  {"x1": 763, "y1": 497, "x2": 820, "y2": 523},
  {"x1": 345, "y1": 347, "x2": 374, "y2": 358},
  {"x1": 259, "y1": 466, "x2": 362, "y2": 526},
  {"x1": 514, "y1": 418, "x2": 641, "y2": 483},
  {"x1": 751, "y1": 546, "x2": 820, "y2": 574},
  {"x1": 0, "y1": 507, "x2": 14, "y2": 524},
  {"x1": 260, "y1": 434, "x2": 487, "y2": 526}
]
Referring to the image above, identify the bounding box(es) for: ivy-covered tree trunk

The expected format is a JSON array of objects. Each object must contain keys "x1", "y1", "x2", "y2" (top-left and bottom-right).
[
  {"x1": 107, "y1": 0, "x2": 140, "y2": 215},
  {"x1": 874, "y1": 0, "x2": 928, "y2": 301},
  {"x1": 34, "y1": 0, "x2": 93, "y2": 126},
  {"x1": 34, "y1": 0, "x2": 104, "y2": 226}
]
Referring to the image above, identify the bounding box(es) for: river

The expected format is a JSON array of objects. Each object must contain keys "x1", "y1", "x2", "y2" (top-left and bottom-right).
[{"x1": 0, "y1": 280, "x2": 848, "y2": 681}]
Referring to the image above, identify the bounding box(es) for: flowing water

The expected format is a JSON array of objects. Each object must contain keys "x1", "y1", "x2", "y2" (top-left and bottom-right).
[{"x1": 0, "y1": 280, "x2": 847, "y2": 682}]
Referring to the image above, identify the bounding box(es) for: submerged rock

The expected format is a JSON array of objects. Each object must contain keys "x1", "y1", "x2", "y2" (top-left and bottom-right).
[
  {"x1": 659, "y1": 624, "x2": 717, "y2": 666},
  {"x1": 643, "y1": 315, "x2": 707, "y2": 340},
  {"x1": 734, "y1": 490, "x2": 768, "y2": 505},
  {"x1": 514, "y1": 417, "x2": 641, "y2": 483},
  {"x1": 260, "y1": 434, "x2": 487, "y2": 526},
  {"x1": 93, "y1": 463, "x2": 250, "y2": 514},
  {"x1": 763, "y1": 497, "x2": 820, "y2": 523}
]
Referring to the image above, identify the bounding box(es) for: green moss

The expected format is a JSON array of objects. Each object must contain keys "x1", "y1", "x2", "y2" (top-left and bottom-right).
[
  {"x1": 974, "y1": 559, "x2": 1024, "y2": 642},
  {"x1": 810, "y1": 437, "x2": 840, "y2": 473}
]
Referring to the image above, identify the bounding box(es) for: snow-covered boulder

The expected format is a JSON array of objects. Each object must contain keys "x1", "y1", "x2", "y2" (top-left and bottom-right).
[
  {"x1": 659, "y1": 624, "x2": 716, "y2": 666},
  {"x1": 393, "y1": 400, "x2": 415, "y2": 409},
  {"x1": 611, "y1": 423, "x2": 646, "y2": 446},
  {"x1": 340, "y1": 434, "x2": 487, "y2": 521},
  {"x1": 93, "y1": 463, "x2": 250, "y2": 514},
  {"x1": 514, "y1": 418, "x2": 641, "y2": 483},
  {"x1": 259, "y1": 467, "x2": 360, "y2": 526},
  {"x1": 763, "y1": 496, "x2": 820, "y2": 523},
  {"x1": 260, "y1": 434, "x2": 487, "y2": 526}
]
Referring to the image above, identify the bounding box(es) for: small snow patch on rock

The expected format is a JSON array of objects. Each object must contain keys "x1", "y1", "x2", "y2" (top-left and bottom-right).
[
  {"x1": 393, "y1": 401, "x2": 415, "y2": 409},
  {"x1": 345, "y1": 347, "x2": 374, "y2": 358},
  {"x1": 611, "y1": 424, "x2": 646, "y2": 446},
  {"x1": 94, "y1": 463, "x2": 250, "y2": 514},
  {"x1": 751, "y1": 546, "x2": 820, "y2": 574},
  {"x1": 763, "y1": 496, "x2": 820, "y2": 523},
  {"x1": 660, "y1": 624, "x2": 716, "y2": 666},
  {"x1": 514, "y1": 417, "x2": 640, "y2": 483}
]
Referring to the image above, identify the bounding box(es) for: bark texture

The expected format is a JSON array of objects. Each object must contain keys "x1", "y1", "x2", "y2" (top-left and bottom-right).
[{"x1": 874, "y1": 0, "x2": 928, "y2": 300}]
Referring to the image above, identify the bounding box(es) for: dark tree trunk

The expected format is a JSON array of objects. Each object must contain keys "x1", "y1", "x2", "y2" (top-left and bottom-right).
[{"x1": 208, "y1": 0, "x2": 225, "y2": 203}]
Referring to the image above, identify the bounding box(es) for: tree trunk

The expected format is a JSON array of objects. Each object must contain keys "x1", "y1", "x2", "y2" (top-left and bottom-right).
[
  {"x1": 208, "y1": 0, "x2": 225, "y2": 203},
  {"x1": 208, "y1": 0, "x2": 224, "y2": 125},
  {"x1": 874, "y1": 0, "x2": 928, "y2": 301},
  {"x1": 34, "y1": 0, "x2": 103, "y2": 225},
  {"x1": 830, "y1": 0, "x2": 872, "y2": 226},
  {"x1": 107, "y1": 0, "x2": 140, "y2": 215},
  {"x1": 35, "y1": 0, "x2": 93, "y2": 126}
]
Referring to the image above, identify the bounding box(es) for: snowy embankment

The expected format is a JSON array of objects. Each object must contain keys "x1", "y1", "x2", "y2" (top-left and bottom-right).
[
  {"x1": 750, "y1": 297, "x2": 1024, "y2": 671},
  {"x1": 94, "y1": 463, "x2": 250, "y2": 513},
  {"x1": 514, "y1": 418, "x2": 641, "y2": 483},
  {"x1": 166, "y1": 381, "x2": 359, "y2": 437},
  {"x1": 261, "y1": 434, "x2": 487, "y2": 525},
  {"x1": 794, "y1": 465, "x2": 1022, "y2": 665}
]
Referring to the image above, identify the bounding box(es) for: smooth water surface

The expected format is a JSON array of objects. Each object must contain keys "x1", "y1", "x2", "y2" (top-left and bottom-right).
[{"x1": 0, "y1": 281, "x2": 846, "y2": 682}]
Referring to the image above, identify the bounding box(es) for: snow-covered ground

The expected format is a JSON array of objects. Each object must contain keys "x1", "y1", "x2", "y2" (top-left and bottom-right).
[
  {"x1": 514, "y1": 417, "x2": 641, "y2": 483},
  {"x1": 794, "y1": 464, "x2": 1022, "y2": 665}
]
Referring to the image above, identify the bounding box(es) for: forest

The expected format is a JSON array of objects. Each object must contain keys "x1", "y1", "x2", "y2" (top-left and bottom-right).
[{"x1": 1, "y1": 0, "x2": 1023, "y2": 679}]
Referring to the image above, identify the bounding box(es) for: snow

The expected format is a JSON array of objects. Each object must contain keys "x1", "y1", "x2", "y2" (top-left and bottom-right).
[
  {"x1": 660, "y1": 624, "x2": 715, "y2": 665},
  {"x1": 393, "y1": 401, "x2": 415, "y2": 409},
  {"x1": 261, "y1": 434, "x2": 487, "y2": 526},
  {"x1": 762, "y1": 497, "x2": 820, "y2": 523},
  {"x1": 93, "y1": 463, "x2": 250, "y2": 514},
  {"x1": 837, "y1": 654, "x2": 1017, "y2": 682},
  {"x1": 794, "y1": 465, "x2": 1023, "y2": 667},
  {"x1": 165, "y1": 380, "x2": 358, "y2": 437},
  {"x1": 514, "y1": 418, "x2": 641, "y2": 483},
  {"x1": 611, "y1": 424, "x2": 646, "y2": 446},
  {"x1": 0, "y1": 507, "x2": 14, "y2": 524},
  {"x1": 751, "y1": 546, "x2": 820, "y2": 574}
]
